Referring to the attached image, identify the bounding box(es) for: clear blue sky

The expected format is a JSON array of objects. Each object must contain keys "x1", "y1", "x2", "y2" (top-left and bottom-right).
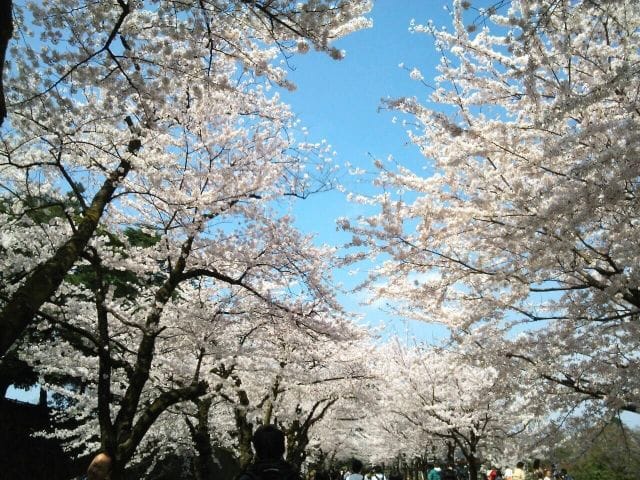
[{"x1": 281, "y1": 1, "x2": 453, "y2": 342}]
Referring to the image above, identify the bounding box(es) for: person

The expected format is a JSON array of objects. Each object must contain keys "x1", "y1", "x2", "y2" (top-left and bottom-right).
[
  {"x1": 238, "y1": 425, "x2": 300, "y2": 480},
  {"x1": 512, "y1": 462, "x2": 525, "y2": 480},
  {"x1": 87, "y1": 452, "x2": 112, "y2": 480},
  {"x1": 441, "y1": 464, "x2": 456, "y2": 480},
  {"x1": 346, "y1": 460, "x2": 365, "y2": 480},
  {"x1": 542, "y1": 470, "x2": 552, "y2": 480},
  {"x1": 428, "y1": 464, "x2": 442, "y2": 480},
  {"x1": 424, "y1": 463, "x2": 435, "y2": 480},
  {"x1": 370, "y1": 465, "x2": 386, "y2": 480},
  {"x1": 504, "y1": 467, "x2": 513, "y2": 480},
  {"x1": 559, "y1": 469, "x2": 573, "y2": 480}
]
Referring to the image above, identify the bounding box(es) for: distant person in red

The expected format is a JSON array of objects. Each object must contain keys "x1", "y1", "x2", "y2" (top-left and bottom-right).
[{"x1": 488, "y1": 467, "x2": 497, "y2": 480}]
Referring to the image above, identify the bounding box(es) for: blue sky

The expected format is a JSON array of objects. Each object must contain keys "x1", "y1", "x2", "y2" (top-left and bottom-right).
[{"x1": 281, "y1": 1, "x2": 453, "y2": 341}]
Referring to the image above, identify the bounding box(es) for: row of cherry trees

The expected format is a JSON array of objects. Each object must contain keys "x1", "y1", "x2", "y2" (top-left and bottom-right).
[
  {"x1": 1, "y1": 0, "x2": 639, "y2": 478},
  {"x1": 0, "y1": 0, "x2": 376, "y2": 478},
  {"x1": 342, "y1": 0, "x2": 640, "y2": 463}
]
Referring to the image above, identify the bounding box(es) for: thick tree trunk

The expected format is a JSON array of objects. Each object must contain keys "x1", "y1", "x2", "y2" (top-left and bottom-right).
[
  {"x1": 109, "y1": 465, "x2": 126, "y2": 480},
  {"x1": 235, "y1": 388, "x2": 254, "y2": 470},
  {"x1": 450, "y1": 430, "x2": 479, "y2": 480},
  {"x1": 90, "y1": 252, "x2": 116, "y2": 454},
  {"x1": 0, "y1": 159, "x2": 132, "y2": 357},
  {"x1": 286, "y1": 398, "x2": 337, "y2": 473},
  {"x1": 108, "y1": 382, "x2": 207, "y2": 477},
  {"x1": 189, "y1": 398, "x2": 216, "y2": 480},
  {"x1": 0, "y1": 379, "x2": 9, "y2": 399},
  {"x1": 0, "y1": 0, "x2": 12, "y2": 126},
  {"x1": 467, "y1": 455, "x2": 479, "y2": 480},
  {"x1": 446, "y1": 441, "x2": 455, "y2": 465}
]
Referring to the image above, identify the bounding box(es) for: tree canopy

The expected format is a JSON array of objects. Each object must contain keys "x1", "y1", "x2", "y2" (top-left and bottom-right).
[{"x1": 2, "y1": 1, "x2": 639, "y2": 479}]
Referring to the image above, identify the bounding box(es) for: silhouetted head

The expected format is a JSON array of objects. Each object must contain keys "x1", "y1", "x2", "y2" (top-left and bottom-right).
[
  {"x1": 252, "y1": 424, "x2": 286, "y2": 460},
  {"x1": 87, "y1": 452, "x2": 112, "y2": 480},
  {"x1": 516, "y1": 462, "x2": 525, "y2": 469},
  {"x1": 351, "y1": 459, "x2": 363, "y2": 473}
]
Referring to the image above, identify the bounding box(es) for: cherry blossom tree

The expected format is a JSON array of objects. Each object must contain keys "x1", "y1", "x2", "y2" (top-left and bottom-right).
[
  {"x1": 344, "y1": 0, "x2": 640, "y2": 421},
  {"x1": 368, "y1": 341, "x2": 546, "y2": 480},
  {"x1": 22, "y1": 193, "x2": 364, "y2": 475},
  {"x1": 194, "y1": 308, "x2": 373, "y2": 473},
  {"x1": 2, "y1": 1, "x2": 373, "y2": 477},
  {"x1": 39, "y1": 289, "x2": 373, "y2": 477},
  {"x1": 0, "y1": 0, "x2": 372, "y2": 357},
  {"x1": 23, "y1": 201, "x2": 351, "y2": 477}
]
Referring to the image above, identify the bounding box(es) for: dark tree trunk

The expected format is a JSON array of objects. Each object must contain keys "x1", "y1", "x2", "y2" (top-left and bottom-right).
[
  {"x1": 188, "y1": 397, "x2": 216, "y2": 480},
  {"x1": 0, "y1": 159, "x2": 132, "y2": 356},
  {"x1": 234, "y1": 388, "x2": 254, "y2": 470},
  {"x1": 446, "y1": 441, "x2": 455, "y2": 465},
  {"x1": 0, "y1": 379, "x2": 9, "y2": 399},
  {"x1": 467, "y1": 454, "x2": 479, "y2": 480},
  {"x1": 0, "y1": 0, "x2": 12, "y2": 126},
  {"x1": 285, "y1": 419, "x2": 308, "y2": 473}
]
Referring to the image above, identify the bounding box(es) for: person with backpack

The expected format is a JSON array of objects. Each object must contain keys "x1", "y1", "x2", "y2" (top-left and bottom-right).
[
  {"x1": 441, "y1": 464, "x2": 456, "y2": 480},
  {"x1": 237, "y1": 425, "x2": 300, "y2": 480},
  {"x1": 346, "y1": 460, "x2": 365, "y2": 480},
  {"x1": 369, "y1": 465, "x2": 386, "y2": 480}
]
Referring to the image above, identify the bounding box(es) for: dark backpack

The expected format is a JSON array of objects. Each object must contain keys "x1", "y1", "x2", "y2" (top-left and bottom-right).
[{"x1": 441, "y1": 469, "x2": 457, "y2": 480}]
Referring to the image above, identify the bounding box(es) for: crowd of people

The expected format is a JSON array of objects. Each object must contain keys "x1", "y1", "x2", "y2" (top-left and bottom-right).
[
  {"x1": 419, "y1": 461, "x2": 575, "y2": 480},
  {"x1": 335, "y1": 459, "x2": 575, "y2": 480},
  {"x1": 480, "y1": 460, "x2": 574, "y2": 480},
  {"x1": 339, "y1": 460, "x2": 399, "y2": 480},
  {"x1": 78, "y1": 427, "x2": 576, "y2": 480}
]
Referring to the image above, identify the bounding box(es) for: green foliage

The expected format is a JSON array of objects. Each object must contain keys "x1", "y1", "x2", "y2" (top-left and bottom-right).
[
  {"x1": 65, "y1": 226, "x2": 162, "y2": 300},
  {"x1": 0, "y1": 188, "x2": 84, "y2": 222},
  {"x1": 552, "y1": 418, "x2": 640, "y2": 480},
  {"x1": 123, "y1": 227, "x2": 160, "y2": 248}
]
